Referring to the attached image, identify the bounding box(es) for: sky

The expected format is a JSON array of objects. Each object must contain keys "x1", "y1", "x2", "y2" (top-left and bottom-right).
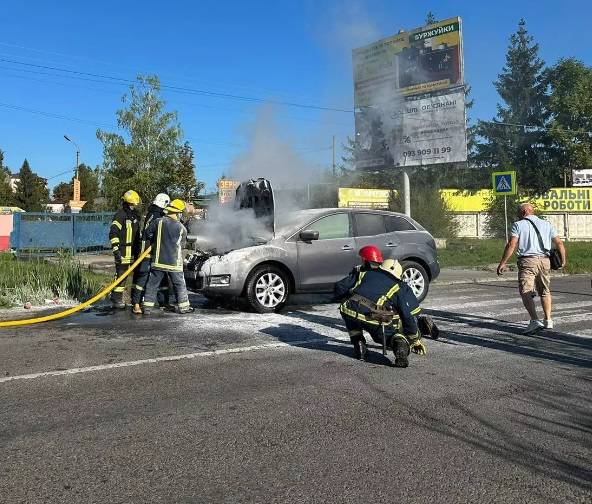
[{"x1": 0, "y1": 0, "x2": 590, "y2": 194}]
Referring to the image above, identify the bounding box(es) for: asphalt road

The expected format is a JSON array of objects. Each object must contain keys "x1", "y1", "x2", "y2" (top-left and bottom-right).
[{"x1": 1, "y1": 276, "x2": 591, "y2": 503}]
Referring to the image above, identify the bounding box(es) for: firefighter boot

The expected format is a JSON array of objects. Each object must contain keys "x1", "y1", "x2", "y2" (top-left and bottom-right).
[
  {"x1": 418, "y1": 315, "x2": 439, "y2": 340},
  {"x1": 350, "y1": 333, "x2": 368, "y2": 361},
  {"x1": 391, "y1": 334, "x2": 410, "y2": 368}
]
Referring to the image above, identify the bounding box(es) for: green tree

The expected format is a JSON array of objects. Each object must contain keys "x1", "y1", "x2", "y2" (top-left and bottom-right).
[
  {"x1": 14, "y1": 159, "x2": 49, "y2": 211},
  {"x1": 547, "y1": 58, "x2": 592, "y2": 176},
  {"x1": 52, "y1": 182, "x2": 71, "y2": 204},
  {"x1": 97, "y1": 75, "x2": 193, "y2": 208},
  {"x1": 475, "y1": 19, "x2": 557, "y2": 192},
  {"x1": 0, "y1": 150, "x2": 15, "y2": 206},
  {"x1": 170, "y1": 142, "x2": 198, "y2": 200}
]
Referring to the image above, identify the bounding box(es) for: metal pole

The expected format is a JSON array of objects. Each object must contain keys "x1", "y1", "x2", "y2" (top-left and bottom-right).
[
  {"x1": 403, "y1": 169, "x2": 411, "y2": 217},
  {"x1": 381, "y1": 324, "x2": 387, "y2": 356},
  {"x1": 504, "y1": 195, "x2": 508, "y2": 242},
  {"x1": 75, "y1": 149, "x2": 80, "y2": 180},
  {"x1": 332, "y1": 135, "x2": 336, "y2": 177}
]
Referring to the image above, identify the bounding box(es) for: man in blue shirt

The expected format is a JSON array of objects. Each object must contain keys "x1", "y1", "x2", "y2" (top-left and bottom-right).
[{"x1": 497, "y1": 203, "x2": 566, "y2": 334}]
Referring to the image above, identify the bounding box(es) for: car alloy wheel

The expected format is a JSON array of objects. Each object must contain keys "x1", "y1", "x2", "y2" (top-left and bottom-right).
[
  {"x1": 402, "y1": 266, "x2": 426, "y2": 299},
  {"x1": 254, "y1": 272, "x2": 287, "y2": 309}
]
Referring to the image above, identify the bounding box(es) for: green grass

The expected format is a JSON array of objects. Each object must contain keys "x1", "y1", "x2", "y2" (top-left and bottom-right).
[
  {"x1": 438, "y1": 238, "x2": 592, "y2": 274},
  {"x1": 0, "y1": 253, "x2": 110, "y2": 308}
]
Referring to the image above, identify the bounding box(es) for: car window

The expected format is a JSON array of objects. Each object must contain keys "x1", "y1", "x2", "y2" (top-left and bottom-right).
[
  {"x1": 306, "y1": 213, "x2": 351, "y2": 240},
  {"x1": 386, "y1": 215, "x2": 416, "y2": 232},
  {"x1": 354, "y1": 213, "x2": 386, "y2": 237}
]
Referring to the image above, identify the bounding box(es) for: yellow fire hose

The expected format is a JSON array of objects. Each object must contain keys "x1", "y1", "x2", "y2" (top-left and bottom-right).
[{"x1": 0, "y1": 246, "x2": 152, "y2": 328}]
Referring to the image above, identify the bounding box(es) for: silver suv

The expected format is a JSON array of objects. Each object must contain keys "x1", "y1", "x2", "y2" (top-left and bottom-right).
[{"x1": 185, "y1": 180, "x2": 439, "y2": 313}]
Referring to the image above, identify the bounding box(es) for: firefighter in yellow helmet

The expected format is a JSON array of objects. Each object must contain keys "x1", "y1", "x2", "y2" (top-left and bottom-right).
[
  {"x1": 109, "y1": 190, "x2": 141, "y2": 309},
  {"x1": 142, "y1": 199, "x2": 192, "y2": 314}
]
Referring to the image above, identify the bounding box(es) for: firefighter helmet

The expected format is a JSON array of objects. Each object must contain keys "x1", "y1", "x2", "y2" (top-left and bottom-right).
[
  {"x1": 122, "y1": 190, "x2": 141, "y2": 206},
  {"x1": 359, "y1": 245, "x2": 383, "y2": 264},
  {"x1": 153, "y1": 193, "x2": 170, "y2": 209},
  {"x1": 165, "y1": 199, "x2": 186, "y2": 214},
  {"x1": 380, "y1": 258, "x2": 403, "y2": 279}
]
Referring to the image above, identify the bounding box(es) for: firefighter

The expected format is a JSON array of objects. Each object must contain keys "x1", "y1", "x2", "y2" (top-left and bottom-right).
[
  {"x1": 334, "y1": 245, "x2": 427, "y2": 367},
  {"x1": 142, "y1": 199, "x2": 192, "y2": 315},
  {"x1": 130, "y1": 193, "x2": 171, "y2": 315},
  {"x1": 109, "y1": 190, "x2": 141, "y2": 309}
]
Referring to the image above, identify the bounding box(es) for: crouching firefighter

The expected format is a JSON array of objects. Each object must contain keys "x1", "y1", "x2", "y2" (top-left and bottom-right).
[
  {"x1": 142, "y1": 199, "x2": 192, "y2": 315},
  {"x1": 334, "y1": 245, "x2": 427, "y2": 368},
  {"x1": 131, "y1": 193, "x2": 172, "y2": 315},
  {"x1": 109, "y1": 190, "x2": 141, "y2": 309}
]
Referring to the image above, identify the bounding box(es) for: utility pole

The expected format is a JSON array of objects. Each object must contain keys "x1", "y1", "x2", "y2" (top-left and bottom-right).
[
  {"x1": 332, "y1": 135, "x2": 336, "y2": 177},
  {"x1": 403, "y1": 169, "x2": 411, "y2": 217},
  {"x1": 64, "y1": 135, "x2": 86, "y2": 213}
]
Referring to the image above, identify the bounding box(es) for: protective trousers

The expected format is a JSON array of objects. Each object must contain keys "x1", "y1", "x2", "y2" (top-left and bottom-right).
[
  {"x1": 143, "y1": 270, "x2": 189, "y2": 311},
  {"x1": 131, "y1": 260, "x2": 172, "y2": 306},
  {"x1": 111, "y1": 262, "x2": 130, "y2": 305},
  {"x1": 341, "y1": 313, "x2": 410, "y2": 356}
]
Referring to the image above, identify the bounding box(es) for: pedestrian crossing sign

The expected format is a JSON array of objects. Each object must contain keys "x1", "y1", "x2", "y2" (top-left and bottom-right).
[{"x1": 492, "y1": 171, "x2": 517, "y2": 196}]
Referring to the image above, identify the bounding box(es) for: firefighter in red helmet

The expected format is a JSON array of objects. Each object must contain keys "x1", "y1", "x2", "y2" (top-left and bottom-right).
[{"x1": 334, "y1": 245, "x2": 427, "y2": 368}]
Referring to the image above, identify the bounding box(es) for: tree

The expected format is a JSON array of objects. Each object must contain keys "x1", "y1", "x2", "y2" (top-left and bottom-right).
[
  {"x1": 170, "y1": 142, "x2": 198, "y2": 200},
  {"x1": 97, "y1": 75, "x2": 194, "y2": 209},
  {"x1": 14, "y1": 159, "x2": 49, "y2": 211},
  {"x1": 547, "y1": 58, "x2": 592, "y2": 175},
  {"x1": 475, "y1": 19, "x2": 557, "y2": 193},
  {"x1": 52, "y1": 182, "x2": 71, "y2": 205},
  {"x1": 0, "y1": 150, "x2": 15, "y2": 206}
]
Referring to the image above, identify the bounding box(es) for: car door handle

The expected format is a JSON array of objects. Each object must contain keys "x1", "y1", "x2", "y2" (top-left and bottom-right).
[
  {"x1": 342, "y1": 245, "x2": 353, "y2": 251},
  {"x1": 386, "y1": 242, "x2": 398, "y2": 247}
]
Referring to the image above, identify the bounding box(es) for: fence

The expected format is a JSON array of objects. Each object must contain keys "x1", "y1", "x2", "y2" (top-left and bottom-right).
[
  {"x1": 455, "y1": 212, "x2": 592, "y2": 240},
  {"x1": 10, "y1": 212, "x2": 113, "y2": 254}
]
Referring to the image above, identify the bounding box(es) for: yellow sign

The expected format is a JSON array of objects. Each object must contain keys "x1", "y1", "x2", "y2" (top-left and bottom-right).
[
  {"x1": 217, "y1": 179, "x2": 240, "y2": 205},
  {"x1": 338, "y1": 188, "x2": 391, "y2": 209},
  {"x1": 352, "y1": 17, "x2": 463, "y2": 107},
  {"x1": 442, "y1": 187, "x2": 592, "y2": 213}
]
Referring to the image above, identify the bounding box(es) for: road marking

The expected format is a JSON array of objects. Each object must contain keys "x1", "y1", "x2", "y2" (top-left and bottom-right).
[{"x1": 0, "y1": 336, "x2": 348, "y2": 385}]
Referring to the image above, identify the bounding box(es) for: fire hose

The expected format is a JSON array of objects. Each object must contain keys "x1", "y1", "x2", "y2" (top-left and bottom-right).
[{"x1": 0, "y1": 246, "x2": 152, "y2": 328}]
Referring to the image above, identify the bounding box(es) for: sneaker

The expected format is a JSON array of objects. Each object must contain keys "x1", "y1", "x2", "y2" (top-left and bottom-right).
[
  {"x1": 544, "y1": 319, "x2": 554, "y2": 329},
  {"x1": 132, "y1": 304, "x2": 143, "y2": 315},
  {"x1": 177, "y1": 306, "x2": 194, "y2": 314},
  {"x1": 523, "y1": 319, "x2": 544, "y2": 335}
]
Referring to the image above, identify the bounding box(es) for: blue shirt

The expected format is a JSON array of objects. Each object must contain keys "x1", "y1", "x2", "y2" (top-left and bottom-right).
[{"x1": 511, "y1": 216, "x2": 558, "y2": 257}]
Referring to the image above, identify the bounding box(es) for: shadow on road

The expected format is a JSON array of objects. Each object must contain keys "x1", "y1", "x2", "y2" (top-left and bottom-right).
[
  {"x1": 426, "y1": 308, "x2": 592, "y2": 369},
  {"x1": 260, "y1": 322, "x2": 394, "y2": 367}
]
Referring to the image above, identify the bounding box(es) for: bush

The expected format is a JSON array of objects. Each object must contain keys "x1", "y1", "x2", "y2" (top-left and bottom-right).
[{"x1": 390, "y1": 187, "x2": 458, "y2": 239}]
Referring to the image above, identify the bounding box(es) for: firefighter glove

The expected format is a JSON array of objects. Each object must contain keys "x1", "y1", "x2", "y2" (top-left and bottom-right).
[
  {"x1": 113, "y1": 249, "x2": 122, "y2": 264},
  {"x1": 409, "y1": 338, "x2": 427, "y2": 356}
]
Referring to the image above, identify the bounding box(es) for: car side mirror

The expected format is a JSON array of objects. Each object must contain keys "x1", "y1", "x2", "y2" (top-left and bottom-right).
[{"x1": 300, "y1": 230, "x2": 319, "y2": 242}]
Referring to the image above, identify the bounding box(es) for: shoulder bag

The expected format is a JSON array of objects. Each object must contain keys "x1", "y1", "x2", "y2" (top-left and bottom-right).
[{"x1": 524, "y1": 219, "x2": 563, "y2": 270}]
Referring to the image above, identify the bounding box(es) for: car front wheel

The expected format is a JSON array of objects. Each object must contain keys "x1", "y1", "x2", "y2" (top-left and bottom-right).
[
  {"x1": 400, "y1": 260, "x2": 429, "y2": 302},
  {"x1": 245, "y1": 265, "x2": 289, "y2": 313}
]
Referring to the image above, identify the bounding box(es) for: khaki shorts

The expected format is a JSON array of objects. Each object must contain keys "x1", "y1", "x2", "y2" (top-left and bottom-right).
[{"x1": 518, "y1": 256, "x2": 551, "y2": 297}]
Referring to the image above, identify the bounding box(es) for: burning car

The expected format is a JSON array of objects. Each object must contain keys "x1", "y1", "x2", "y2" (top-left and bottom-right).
[{"x1": 184, "y1": 178, "x2": 439, "y2": 313}]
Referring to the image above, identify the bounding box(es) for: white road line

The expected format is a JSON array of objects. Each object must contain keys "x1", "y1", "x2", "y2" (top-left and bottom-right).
[{"x1": 0, "y1": 336, "x2": 350, "y2": 385}]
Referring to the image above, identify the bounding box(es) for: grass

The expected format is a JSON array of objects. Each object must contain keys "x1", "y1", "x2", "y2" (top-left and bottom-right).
[
  {"x1": 438, "y1": 238, "x2": 592, "y2": 274},
  {"x1": 0, "y1": 253, "x2": 110, "y2": 308}
]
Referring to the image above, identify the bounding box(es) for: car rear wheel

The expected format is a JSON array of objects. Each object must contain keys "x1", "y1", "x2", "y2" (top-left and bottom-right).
[
  {"x1": 400, "y1": 260, "x2": 429, "y2": 302},
  {"x1": 245, "y1": 265, "x2": 289, "y2": 313}
]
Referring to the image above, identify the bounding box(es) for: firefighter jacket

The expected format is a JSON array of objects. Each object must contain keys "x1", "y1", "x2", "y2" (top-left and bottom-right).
[
  {"x1": 144, "y1": 215, "x2": 187, "y2": 272},
  {"x1": 140, "y1": 204, "x2": 165, "y2": 257},
  {"x1": 109, "y1": 205, "x2": 140, "y2": 265},
  {"x1": 335, "y1": 266, "x2": 420, "y2": 336}
]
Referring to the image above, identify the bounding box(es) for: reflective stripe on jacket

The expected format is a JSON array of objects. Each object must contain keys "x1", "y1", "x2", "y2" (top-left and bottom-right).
[
  {"x1": 145, "y1": 216, "x2": 187, "y2": 272},
  {"x1": 337, "y1": 267, "x2": 420, "y2": 335},
  {"x1": 140, "y1": 205, "x2": 165, "y2": 257},
  {"x1": 109, "y1": 207, "x2": 140, "y2": 265}
]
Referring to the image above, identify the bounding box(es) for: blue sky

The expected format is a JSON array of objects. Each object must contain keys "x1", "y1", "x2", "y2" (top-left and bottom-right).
[{"x1": 1, "y1": 0, "x2": 590, "y2": 194}]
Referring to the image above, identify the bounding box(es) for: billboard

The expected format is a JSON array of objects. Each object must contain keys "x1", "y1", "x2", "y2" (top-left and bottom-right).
[
  {"x1": 573, "y1": 169, "x2": 592, "y2": 187},
  {"x1": 338, "y1": 188, "x2": 391, "y2": 209},
  {"x1": 355, "y1": 87, "x2": 467, "y2": 168},
  {"x1": 217, "y1": 178, "x2": 240, "y2": 205},
  {"x1": 353, "y1": 17, "x2": 463, "y2": 108}
]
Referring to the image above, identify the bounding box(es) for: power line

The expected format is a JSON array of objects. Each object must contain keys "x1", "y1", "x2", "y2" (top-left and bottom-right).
[
  {"x1": 0, "y1": 57, "x2": 354, "y2": 114},
  {"x1": 479, "y1": 120, "x2": 592, "y2": 137}
]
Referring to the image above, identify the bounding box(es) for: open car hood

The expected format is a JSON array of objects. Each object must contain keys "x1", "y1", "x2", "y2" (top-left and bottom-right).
[{"x1": 234, "y1": 178, "x2": 274, "y2": 236}]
